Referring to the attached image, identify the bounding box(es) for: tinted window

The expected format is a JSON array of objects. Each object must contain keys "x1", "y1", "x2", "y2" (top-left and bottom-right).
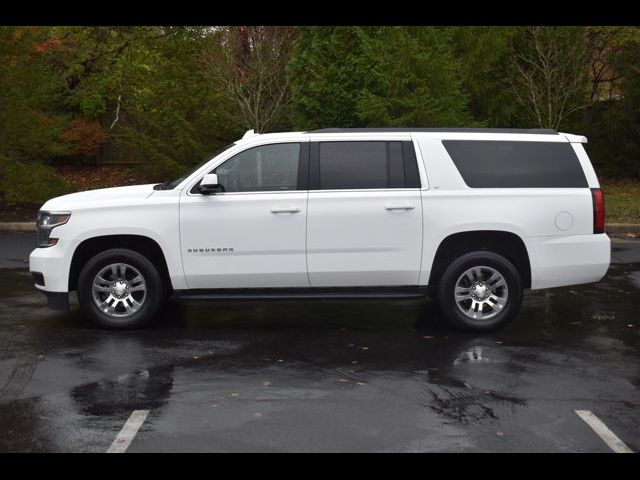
[
  {"x1": 442, "y1": 140, "x2": 588, "y2": 188},
  {"x1": 214, "y1": 143, "x2": 300, "y2": 192},
  {"x1": 314, "y1": 141, "x2": 421, "y2": 190},
  {"x1": 319, "y1": 142, "x2": 387, "y2": 189},
  {"x1": 402, "y1": 141, "x2": 421, "y2": 188}
]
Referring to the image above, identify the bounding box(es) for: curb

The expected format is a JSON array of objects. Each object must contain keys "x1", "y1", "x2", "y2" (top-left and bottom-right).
[
  {"x1": 0, "y1": 222, "x2": 36, "y2": 232},
  {"x1": 605, "y1": 223, "x2": 640, "y2": 234},
  {"x1": 1, "y1": 221, "x2": 639, "y2": 235}
]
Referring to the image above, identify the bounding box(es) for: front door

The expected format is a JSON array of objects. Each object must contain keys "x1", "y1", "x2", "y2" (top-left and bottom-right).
[{"x1": 180, "y1": 141, "x2": 309, "y2": 289}]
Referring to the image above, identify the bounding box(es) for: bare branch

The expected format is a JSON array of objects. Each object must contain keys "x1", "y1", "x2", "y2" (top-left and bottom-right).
[
  {"x1": 199, "y1": 26, "x2": 296, "y2": 133},
  {"x1": 510, "y1": 26, "x2": 592, "y2": 129}
]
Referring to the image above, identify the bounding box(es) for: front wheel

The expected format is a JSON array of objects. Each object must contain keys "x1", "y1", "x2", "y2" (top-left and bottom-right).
[
  {"x1": 436, "y1": 251, "x2": 523, "y2": 332},
  {"x1": 77, "y1": 248, "x2": 164, "y2": 329}
]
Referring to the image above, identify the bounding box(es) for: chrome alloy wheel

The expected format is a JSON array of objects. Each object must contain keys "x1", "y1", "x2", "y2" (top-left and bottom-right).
[
  {"x1": 454, "y1": 266, "x2": 508, "y2": 320},
  {"x1": 92, "y1": 263, "x2": 146, "y2": 318}
]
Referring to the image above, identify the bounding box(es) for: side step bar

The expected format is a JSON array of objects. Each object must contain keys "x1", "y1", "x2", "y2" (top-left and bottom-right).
[{"x1": 172, "y1": 286, "x2": 427, "y2": 301}]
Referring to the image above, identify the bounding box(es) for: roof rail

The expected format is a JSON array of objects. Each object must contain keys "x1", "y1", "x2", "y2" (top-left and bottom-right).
[{"x1": 242, "y1": 129, "x2": 257, "y2": 139}]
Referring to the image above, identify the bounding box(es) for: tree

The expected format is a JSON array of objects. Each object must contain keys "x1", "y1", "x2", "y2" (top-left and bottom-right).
[
  {"x1": 287, "y1": 26, "x2": 472, "y2": 129},
  {"x1": 509, "y1": 26, "x2": 592, "y2": 129},
  {"x1": 450, "y1": 26, "x2": 524, "y2": 127},
  {"x1": 200, "y1": 26, "x2": 297, "y2": 133}
]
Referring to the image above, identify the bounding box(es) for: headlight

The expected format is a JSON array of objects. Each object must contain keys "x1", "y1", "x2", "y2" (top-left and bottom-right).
[{"x1": 36, "y1": 211, "x2": 71, "y2": 248}]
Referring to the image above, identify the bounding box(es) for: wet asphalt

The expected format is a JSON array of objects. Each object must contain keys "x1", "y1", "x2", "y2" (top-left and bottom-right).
[{"x1": 0, "y1": 232, "x2": 638, "y2": 453}]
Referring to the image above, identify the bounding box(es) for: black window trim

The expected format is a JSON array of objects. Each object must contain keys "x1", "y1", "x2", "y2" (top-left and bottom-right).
[
  {"x1": 309, "y1": 140, "x2": 422, "y2": 191},
  {"x1": 189, "y1": 141, "x2": 309, "y2": 195}
]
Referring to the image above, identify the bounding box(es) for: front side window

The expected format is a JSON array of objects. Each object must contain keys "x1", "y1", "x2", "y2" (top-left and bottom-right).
[{"x1": 213, "y1": 143, "x2": 301, "y2": 193}]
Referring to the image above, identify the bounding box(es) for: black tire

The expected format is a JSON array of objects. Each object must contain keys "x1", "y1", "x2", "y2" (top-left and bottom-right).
[
  {"x1": 435, "y1": 251, "x2": 523, "y2": 332},
  {"x1": 77, "y1": 248, "x2": 164, "y2": 329}
]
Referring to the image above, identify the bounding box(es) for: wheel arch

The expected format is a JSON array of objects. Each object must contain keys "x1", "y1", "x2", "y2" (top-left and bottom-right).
[
  {"x1": 428, "y1": 230, "x2": 531, "y2": 293},
  {"x1": 69, "y1": 234, "x2": 172, "y2": 293}
]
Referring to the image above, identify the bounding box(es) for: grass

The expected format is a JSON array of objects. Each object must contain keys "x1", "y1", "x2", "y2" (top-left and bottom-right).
[{"x1": 601, "y1": 178, "x2": 640, "y2": 224}]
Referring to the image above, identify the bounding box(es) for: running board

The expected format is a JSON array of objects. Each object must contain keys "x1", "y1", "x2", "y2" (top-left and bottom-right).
[{"x1": 172, "y1": 286, "x2": 427, "y2": 301}]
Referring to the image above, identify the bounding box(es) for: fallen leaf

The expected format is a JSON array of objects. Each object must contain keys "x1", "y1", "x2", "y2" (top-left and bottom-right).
[
  {"x1": 254, "y1": 412, "x2": 263, "y2": 417},
  {"x1": 423, "y1": 336, "x2": 434, "y2": 340},
  {"x1": 496, "y1": 431, "x2": 504, "y2": 437}
]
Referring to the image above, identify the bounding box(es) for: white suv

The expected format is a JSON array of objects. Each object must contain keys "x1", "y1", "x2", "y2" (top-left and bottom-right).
[{"x1": 29, "y1": 128, "x2": 611, "y2": 331}]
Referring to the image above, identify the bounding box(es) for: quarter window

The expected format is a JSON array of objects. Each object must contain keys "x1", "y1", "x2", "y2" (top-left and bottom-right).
[
  {"x1": 213, "y1": 143, "x2": 301, "y2": 192},
  {"x1": 442, "y1": 140, "x2": 588, "y2": 188}
]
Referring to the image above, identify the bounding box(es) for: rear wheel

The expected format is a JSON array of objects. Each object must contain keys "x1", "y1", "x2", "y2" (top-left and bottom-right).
[
  {"x1": 436, "y1": 251, "x2": 523, "y2": 332},
  {"x1": 77, "y1": 248, "x2": 164, "y2": 329}
]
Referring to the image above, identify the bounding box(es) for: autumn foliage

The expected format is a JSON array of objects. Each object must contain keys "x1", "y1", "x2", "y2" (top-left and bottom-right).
[{"x1": 59, "y1": 118, "x2": 109, "y2": 158}]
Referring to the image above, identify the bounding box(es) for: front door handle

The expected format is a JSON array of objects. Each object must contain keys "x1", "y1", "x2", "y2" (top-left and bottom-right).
[
  {"x1": 270, "y1": 206, "x2": 301, "y2": 214},
  {"x1": 385, "y1": 204, "x2": 415, "y2": 211}
]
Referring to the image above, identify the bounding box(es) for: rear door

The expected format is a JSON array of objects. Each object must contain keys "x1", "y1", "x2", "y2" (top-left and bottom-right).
[{"x1": 306, "y1": 140, "x2": 423, "y2": 287}]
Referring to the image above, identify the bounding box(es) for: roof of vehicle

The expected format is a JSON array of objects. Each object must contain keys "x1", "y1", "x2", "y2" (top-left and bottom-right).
[{"x1": 306, "y1": 128, "x2": 558, "y2": 134}]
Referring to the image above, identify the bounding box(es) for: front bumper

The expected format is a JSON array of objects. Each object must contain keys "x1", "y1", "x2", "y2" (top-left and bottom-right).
[
  {"x1": 29, "y1": 243, "x2": 72, "y2": 314},
  {"x1": 29, "y1": 243, "x2": 71, "y2": 293}
]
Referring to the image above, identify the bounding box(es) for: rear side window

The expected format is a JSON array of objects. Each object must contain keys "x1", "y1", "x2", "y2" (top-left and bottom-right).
[
  {"x1": 311, "y1": 141, "x2": 421, "y2": 190},
  {"x1": 442, "y1": 140, "x2": 588, "y2": 188},
  {"x1": 320, "y1": 142, "x2": 387, "y2": 189}
]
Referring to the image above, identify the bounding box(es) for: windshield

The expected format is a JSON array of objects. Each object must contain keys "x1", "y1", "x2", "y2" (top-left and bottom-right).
[{"x1": 153, "y1": 143, "x2": 236, "y2": 190}]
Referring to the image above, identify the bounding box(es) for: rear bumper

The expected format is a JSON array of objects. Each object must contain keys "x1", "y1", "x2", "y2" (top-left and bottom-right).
[{"x1": 528, "y1": 233, "x2": 611, "y2": 289}]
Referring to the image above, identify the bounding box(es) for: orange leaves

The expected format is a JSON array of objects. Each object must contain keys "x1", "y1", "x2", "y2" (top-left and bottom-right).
[
  {"x1": 33, "y1": 38, "x2": 64, "y2": 54},
  {"x1": 59, "y1": 118, "x2": 109, "y2": 158}
]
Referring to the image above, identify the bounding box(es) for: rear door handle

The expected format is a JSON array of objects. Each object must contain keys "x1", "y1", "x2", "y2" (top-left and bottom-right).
[
  {"x1": 270, "y1": 206, "x2": 301, "y2": 214},
  {"x1": 385, "y1": 204, "x2": 415, "y2": 211}
]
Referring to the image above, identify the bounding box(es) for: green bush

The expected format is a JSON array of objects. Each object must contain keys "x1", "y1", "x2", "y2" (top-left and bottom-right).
[{"x1": 0, "y1": 155, "x2": 74, "y2": 205}]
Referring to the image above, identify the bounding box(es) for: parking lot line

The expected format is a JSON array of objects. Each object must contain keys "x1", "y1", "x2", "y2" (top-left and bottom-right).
[
  {"x1": 574, "y1": 410, "x2": 633, "y2": 453},
  {"x1": 106, "y1": 410, "x2": 150, "y2": 453}
]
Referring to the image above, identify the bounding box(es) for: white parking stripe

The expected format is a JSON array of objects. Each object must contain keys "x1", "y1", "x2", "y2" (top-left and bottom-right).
[
  {"x1": 575, "y1": 410, "x2": 633, "y2": 453},
  {"x1": 107, "y1": 409, "x2": 150, "y2": 453}
]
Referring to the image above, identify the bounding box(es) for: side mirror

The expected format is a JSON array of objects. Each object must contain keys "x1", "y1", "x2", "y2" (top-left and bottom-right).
[{"x1": 199, "y1": 173, "x2": 224, "y2": 195}]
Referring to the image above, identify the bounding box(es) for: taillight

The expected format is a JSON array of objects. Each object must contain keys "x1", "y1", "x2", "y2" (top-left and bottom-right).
[{"x1": 591, "y1": 188, "x2": 605, "y2": 234}]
